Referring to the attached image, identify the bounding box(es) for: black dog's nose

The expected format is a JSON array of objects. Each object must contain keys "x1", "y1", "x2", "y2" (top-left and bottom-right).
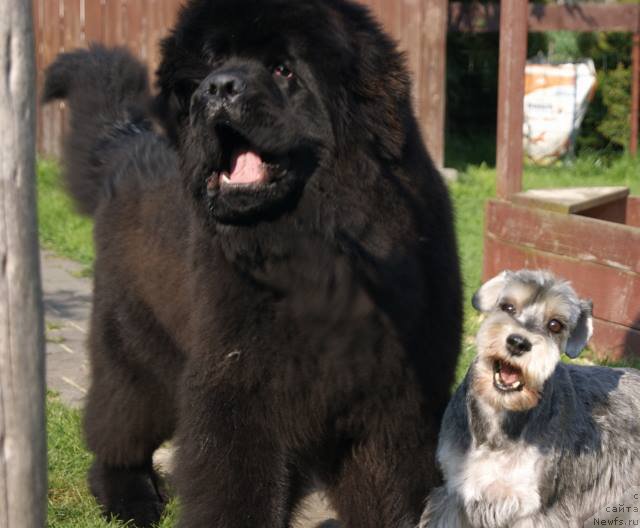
[
  {"x1": 506, "y1": 334, "x2": 532, "y2": 356},
  {"x1": 206, "y1": 71, "x2": 246, "y2": 103}
]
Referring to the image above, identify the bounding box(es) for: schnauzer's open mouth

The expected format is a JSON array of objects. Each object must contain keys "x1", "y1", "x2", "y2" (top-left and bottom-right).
[
  {"x1": 493, "y1": 359, "x2": 525, "y2": 392},
  {"x1": 206, "y1": 124, "x2": 290, "y2": 194}
]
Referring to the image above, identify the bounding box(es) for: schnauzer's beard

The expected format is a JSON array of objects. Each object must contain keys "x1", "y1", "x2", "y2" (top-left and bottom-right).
[{"x1": 472, "y1": 315, "x2": 560, "y2": 412}]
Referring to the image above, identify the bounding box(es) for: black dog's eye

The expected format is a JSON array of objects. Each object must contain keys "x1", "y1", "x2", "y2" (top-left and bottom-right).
[
  {"x1": 500, "y1": 303, "x2": 516, "y2": 315},
  {"x1": 274, "y1": 64, "x2": 294, "y2": 80},
  {"x1": 548, "y1": 319, "x2": 564, "y2": 333}
]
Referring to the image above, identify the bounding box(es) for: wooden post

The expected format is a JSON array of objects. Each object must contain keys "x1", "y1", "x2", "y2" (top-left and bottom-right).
[
  {"x1": 631, "y1": 32, "x2": 639, "y2": 158},
  {"x1": 496, "y1": 0, "x2": 528, "y2": 198},
  {"x1": 0, "y1": 0, "x2": 47, "y2": 526},
  {"x1": 421, "y1": 0, "x2": 448, "y2": 169}
]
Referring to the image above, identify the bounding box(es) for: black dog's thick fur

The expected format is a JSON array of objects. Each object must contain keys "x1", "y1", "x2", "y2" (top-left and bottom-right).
[{"x1": 44, "y1": 1, "x2": 462, "y2": 526}]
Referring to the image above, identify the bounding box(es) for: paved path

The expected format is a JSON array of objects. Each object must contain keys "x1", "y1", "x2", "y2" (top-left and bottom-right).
[
  {"x1": 42, "y1": 250, "x2": 92, "y2": 408},
  {"x1": 41, "y1": 249, "x2": 337, "y2": 526}
]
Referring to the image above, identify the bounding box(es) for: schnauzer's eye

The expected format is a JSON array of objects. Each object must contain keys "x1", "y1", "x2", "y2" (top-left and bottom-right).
[
  {"x1": 500, "y1": 303, "x2": 516, "y2": 315},
  {"x1": 548, "y1": 319, "x2": 564, "y2": 333},
  {"x1": 274, "y1": 64, "x2": 294, "y2": 80}
]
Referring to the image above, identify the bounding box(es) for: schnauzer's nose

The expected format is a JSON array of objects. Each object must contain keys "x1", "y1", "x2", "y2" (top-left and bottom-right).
[
  {"x1": 206, "y1": 71, "x2": 247, "y2": 103},
  {"x1": 506, "y1": 334, "x2": 532, "y2": 356}
]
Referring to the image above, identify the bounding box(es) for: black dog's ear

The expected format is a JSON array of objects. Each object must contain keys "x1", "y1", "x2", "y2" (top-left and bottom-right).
[
  {"x1": 153, "y1": 33, "x2": 197, "y2": 145},
  {"x1": 566, "y1": 299, "x2": 593, "y2": 359},
  {"x1": 472, "y1": 271, "x2": 511, "y2": 313}
]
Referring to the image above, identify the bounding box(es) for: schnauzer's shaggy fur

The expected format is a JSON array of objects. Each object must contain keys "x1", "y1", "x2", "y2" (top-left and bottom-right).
[
  {"x1": 42, "y1": 1, "x2": 462, "y2": 526},
  {"x1": 420, "y1": 270, "x2": 640, "y2": 528}
]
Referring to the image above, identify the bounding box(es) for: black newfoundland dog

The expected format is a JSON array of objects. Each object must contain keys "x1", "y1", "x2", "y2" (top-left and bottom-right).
[{"x1": 44, "y1": 0, "x2": 462, "y2": 526}]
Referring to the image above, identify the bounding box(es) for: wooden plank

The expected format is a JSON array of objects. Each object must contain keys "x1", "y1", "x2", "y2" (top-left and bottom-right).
[
  {"x1": 104, "y1": 0, "x2": 125, "y2": 46},
  {"x1": 0, "y1": 0, "x2": 47, "y2": 524},
  {"x1": 84, "y1": 0, "x2": 105, "y2": 44},
  {"x1": 591, "y1": 318, "x2": 640, "y2": 361},
  {"x1": 403, "y1": 0, "x2": 421, "y2": 92},
  {"x1": 421, "y1": 0, "x2": 447, "y2": 168},
  {"x1": 527, "y1": 3, "x2": 640, "y2": 33},
  {"x1": 62, "y1": 0, "x2": 83, "y2": 50},
  {"x1": 485, "y1": 200, "x2": 640, "y2": 274},
  {"x1": 496, "y1": 0, "x2": 527, "y2": 198},
  {"x1": 163, "y1": 0, "x2": 178, "y2": 33},
  {"x1": 384, "y1": 0, "x2": 398, "y2": 42},
  {"x1": 578, "y1": 198, "x2": 627, "y2": 225},
  {"x1": 448, "y1": 2, "x2": 640, "y2": 33},
  {"x1": 145, "y1": 0, "x2": 160, "y2": 81},
  {"x1": 399, "y1": 0, "x2": 422, "y2": 116},
  {"x1": 482, "y1": 235, "x2": 640, "y2": 332},
  {"x1": 32, "y1": 0, "x2": 45, "y2": 153},
  {"x1": 41, "y1": 0, "x2": 63, "y2": 157},
  {"x1": 512, "y1": 186, "x2": 629, "y2": 215},
  {"x1": 138, "y1": 0, "x2": 150, "y2": 61},
  {"x1": 126, "y1": 0, "x2": 144, "y2": 59},
  {"x1": 628, "y1": 197, "x2": 640, "y2": 229},
  {"x1": 632, "y1": 32, "x2": 639, "y2": 158},
  {"x1": 60, "y1": 0, "x2": 84, "y2": 144}
]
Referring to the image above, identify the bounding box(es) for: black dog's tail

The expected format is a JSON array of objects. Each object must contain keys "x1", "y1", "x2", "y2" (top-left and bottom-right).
[{"x1": 43, "y1": 44, "x2": 153, "y2": 216}]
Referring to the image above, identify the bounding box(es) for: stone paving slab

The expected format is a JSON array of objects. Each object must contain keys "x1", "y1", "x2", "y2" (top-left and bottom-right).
[{"x1": 41, "y1": 249, "x2": 337, "y2": 525}]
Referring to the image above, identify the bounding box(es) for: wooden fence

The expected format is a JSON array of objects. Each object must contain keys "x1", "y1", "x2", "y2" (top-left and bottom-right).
[
  {"x1": 34, "y1": 1, "x2": 640, "y2": 163},
  {"x1": 33, "y1": 0, "x2": 448, "y2": 165},
  {"x1": 34, "y1": 0, "x2": 184, "y2": 156}
]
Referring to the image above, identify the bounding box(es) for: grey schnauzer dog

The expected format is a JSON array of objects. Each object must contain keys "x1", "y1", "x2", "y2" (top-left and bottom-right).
[{"x1": 419, "y1": 269, "x2": 640, "y2": 528}]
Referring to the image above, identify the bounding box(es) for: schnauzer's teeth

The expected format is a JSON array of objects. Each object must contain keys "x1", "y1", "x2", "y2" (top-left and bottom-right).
[
  {"x1": 222, "y1": 173, "x2": 231, "y2": 184},
  {"x1": 494, "y1": 371, "x2": 523, "y2": 390}
]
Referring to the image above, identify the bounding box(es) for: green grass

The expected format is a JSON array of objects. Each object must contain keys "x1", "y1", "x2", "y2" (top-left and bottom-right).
[
  {"x1": 524, "y1": 155, "x2": 640, "y2": 195},
  {"x1": 48, "y1": 392, "x2": 111, "y2": 528},
  {"x1": 48, "y1": 392, "x2": 178, "y2": 528},
  {"x1": 40, "y1": 153, "x2": 640, "y2": 525},
  {"x1": 38, "y1": 159, "x2": 94, "y2": 268}
]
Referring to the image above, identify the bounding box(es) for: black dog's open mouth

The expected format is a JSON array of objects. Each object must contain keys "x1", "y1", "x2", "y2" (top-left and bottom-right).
[
  {"x1": 201, "y1": 121, "x2": 319, "y2": 224},
  {"x1": 206, "y1": 124, "x2": 291, "y2": 195},
  {"x1": 493, "y1": 359, "x2": 525, "y2": 392}
]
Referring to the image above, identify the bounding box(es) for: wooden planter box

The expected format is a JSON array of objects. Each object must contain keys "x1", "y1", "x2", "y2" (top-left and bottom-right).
[{"x1": 483, "y1": 187, "x2": 640, "y2": 360}]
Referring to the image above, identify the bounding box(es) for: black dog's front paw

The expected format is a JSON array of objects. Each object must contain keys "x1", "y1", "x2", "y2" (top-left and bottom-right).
[{"x1": 89, "y1": 460, "x2": 167, "y2": 527}]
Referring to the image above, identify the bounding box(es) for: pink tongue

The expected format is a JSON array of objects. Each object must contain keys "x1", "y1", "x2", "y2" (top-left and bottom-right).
[
  {"x1": 229, "y1": 150, "x2": 266, "y2": 184},
  {"x1": 500, "y1": 362, "x2": 521, "y2": 385}
]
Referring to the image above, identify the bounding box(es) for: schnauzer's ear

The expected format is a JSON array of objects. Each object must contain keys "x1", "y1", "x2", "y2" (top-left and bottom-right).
[
  {"x1": 472, "y1": 271, "x2": 511, "y2": 313},
  {"x1": 566, "y1": 299, "x2": 593, "y2": 359}
]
